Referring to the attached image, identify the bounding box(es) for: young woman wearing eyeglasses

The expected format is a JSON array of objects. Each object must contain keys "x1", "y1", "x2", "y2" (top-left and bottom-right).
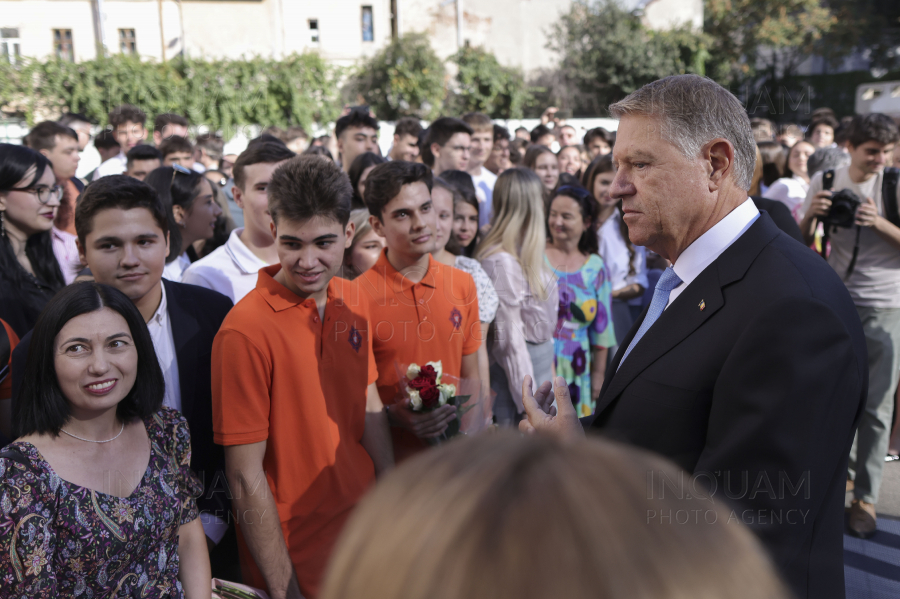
[
  {"x1": 545, "y1": 185, "x2": 616, "y2": 417},
  {"x1": 0, "y1": 144, "x2": 66, "y2": 337}
]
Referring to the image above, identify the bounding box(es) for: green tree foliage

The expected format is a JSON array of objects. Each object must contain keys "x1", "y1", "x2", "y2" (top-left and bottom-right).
[
  {"x1": 446, "y1": 46, "x2": 531, "y2": 119},
  {"x1": 350, "y1": 33, "x2": 447, "y2": 121},
  {"x1": 704, "y1": 0, "x2": 838, "y2": 86},
  {"x1": 549, "y1": 0, "x2": 709, "y2": 115},
  {"x1": 0, "y1": 53, "x2": 342, "y2": 138}
]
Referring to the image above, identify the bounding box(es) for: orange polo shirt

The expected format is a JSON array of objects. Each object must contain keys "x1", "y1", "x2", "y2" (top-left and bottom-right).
[
  {"x1": 212, "y1": 265, "x2": 377, "y2": 599},
  {"x1": 358, "y1": 249, "x2": 480, "y2": 461}
]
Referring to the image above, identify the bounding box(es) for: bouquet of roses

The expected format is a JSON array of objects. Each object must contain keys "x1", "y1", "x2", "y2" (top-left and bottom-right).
[{"x1": 397, "y1": 360, "x2": 491, "y2": 443}]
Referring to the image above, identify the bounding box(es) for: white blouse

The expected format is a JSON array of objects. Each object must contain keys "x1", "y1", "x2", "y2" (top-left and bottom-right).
[
  {"x1": 455, "y1": 255, "x2": 499, "y2": 323},
  {"x1": 597, "y1": 209, "x2": 648, "y2": 306},
  {"x1": 763, "y1": 175, "x2": 809, "y2": 222}
]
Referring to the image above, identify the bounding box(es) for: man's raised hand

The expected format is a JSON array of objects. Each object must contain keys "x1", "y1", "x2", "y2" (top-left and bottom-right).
[{"x1": 519, "y1": 375, "x2": 584, "y2": 441}]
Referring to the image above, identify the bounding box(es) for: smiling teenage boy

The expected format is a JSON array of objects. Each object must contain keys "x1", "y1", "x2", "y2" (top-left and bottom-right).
[
  {"x1": 359, "y1": 161, "x2": 481, "y2": 462},
  {"x1": 212, "y1": 155, "x2": 392, "y2": 599}
]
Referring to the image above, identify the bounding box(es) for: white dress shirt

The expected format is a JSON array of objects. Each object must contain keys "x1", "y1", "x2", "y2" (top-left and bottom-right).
[
  {"x1": 93, "y1": 151, "x2": 127, "y2": 178},
  {"x1": 162, "y1": 252, "x2": 191, "y2": 282},
  {"x1": 470, "y1": 167, "x2": 497, "y2": 228},
  {"x1": 668, "y1": 198, "x2": 760, "y2": 308},
  {"x1": 146, "y1": 283, "x2": 182, "y2": 413},
  {"x1": 598, "y1": 209, "x2": 649, "y2": 306},
  {"x1": 181, "y1": 228, "x2": 269, "y2": 303},
  {"x1": 146, "y1": 282, "x2": 228, "y2": 543}
]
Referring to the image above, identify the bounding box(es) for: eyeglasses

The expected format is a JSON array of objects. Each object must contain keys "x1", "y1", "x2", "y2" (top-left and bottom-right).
[
  {"x1": 9, "y1": 184, "x2": 63, "y2": 205},
  {"x1": 170, "y1": 163, "x2": 192, "y2": 188}
]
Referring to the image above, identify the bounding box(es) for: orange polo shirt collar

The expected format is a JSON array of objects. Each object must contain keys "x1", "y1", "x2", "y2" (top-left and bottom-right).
[
  {"x1": 256, "y1": 263, "x2": 337, "y2": 312},
  {"x1": 374, "y1": 248, "x2": 438, "y2": 293}
]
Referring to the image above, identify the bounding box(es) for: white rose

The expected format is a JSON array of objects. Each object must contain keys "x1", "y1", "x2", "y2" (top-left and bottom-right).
[
  {"x1": 408, "y1": 388, "x2": 423, "y2": 410},
  {"x1": 426, "y1": 360, "x2": 443, "y2": 381},
  {"x1": 406, "y1": 363, "x2": 421, "y2": 380},
  {"x1": 438, "y1": 383, "x2": 456, "y2": 405}
]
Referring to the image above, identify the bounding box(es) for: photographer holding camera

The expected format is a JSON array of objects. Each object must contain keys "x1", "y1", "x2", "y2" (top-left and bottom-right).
[{"x1": 800, "y1": 113, "x2": 900, "y2": 539}]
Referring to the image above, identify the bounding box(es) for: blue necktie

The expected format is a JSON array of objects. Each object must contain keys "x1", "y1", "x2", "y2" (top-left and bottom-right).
[{"x1": 618, "y1": 266, "x2": 683, "y2": 370}]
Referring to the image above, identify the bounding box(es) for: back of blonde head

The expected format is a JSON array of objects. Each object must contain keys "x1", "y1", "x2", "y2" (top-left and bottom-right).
[
  {"x1": 321, "y1": 432, "x2": 790, "y2": 599},
  {"x1": 474, "y1": 168, "x2": 550, "y2": 299}
]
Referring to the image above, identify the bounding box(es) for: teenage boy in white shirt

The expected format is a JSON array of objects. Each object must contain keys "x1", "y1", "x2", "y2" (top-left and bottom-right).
[
  {"x1": 462, "y1": 112, "x2": 497, "y2": 228},
  {"x1": 182, "y1": 141, "x2": 296, "y2": 303}
]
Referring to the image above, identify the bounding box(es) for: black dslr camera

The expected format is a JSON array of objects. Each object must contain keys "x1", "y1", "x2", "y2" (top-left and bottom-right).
[{"x1": 821, "y1": 188, "x2": 862, "y2": 228}]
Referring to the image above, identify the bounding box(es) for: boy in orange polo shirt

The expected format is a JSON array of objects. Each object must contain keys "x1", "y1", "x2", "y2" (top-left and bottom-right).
[
  {"x1": 212, "y1": 155, "x2": 393, "y2": 599},
  {"x1": 359, "y1": 161, "x2": 481, "y2": 462}
]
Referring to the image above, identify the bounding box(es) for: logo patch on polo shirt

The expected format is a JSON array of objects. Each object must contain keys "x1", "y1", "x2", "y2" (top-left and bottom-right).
[
  {"x1": 348, "y1": 326, "x2": 363, "y2": 352},
  {"x1": 449, "y1": 307, "x2": 462, "y2": 331}
]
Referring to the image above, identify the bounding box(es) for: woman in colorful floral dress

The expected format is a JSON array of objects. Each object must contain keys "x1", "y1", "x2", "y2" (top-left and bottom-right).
[
  {"x1": 545, "y1": 186, "x2": 616, "y2": 417},
  {"x1": 0, "y1": 282, "x2": 210, "y2": 598}
]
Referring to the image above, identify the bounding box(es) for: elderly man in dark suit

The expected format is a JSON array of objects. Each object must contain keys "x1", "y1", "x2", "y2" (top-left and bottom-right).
[{"x1": 521, "y1": 75, "x2": 866, "y2": 599}]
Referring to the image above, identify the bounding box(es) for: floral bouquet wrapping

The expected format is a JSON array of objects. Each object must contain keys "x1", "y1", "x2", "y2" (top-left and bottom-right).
[{"x1": 395, "y1": 360, "x2": 492, "y2": 443}]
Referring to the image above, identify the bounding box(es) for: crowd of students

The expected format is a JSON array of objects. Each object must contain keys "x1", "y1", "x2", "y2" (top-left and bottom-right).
[{"x1": 1, "y1": 96, "x2": 899, "y2": 599}]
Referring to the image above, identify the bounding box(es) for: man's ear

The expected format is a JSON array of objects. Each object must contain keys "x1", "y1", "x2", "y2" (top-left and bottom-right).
[
  {"x1": 369, "y1": 213, "x2": 385, "y2": 238},
  {"x1": 232, "y1": 184, "x2": 245, "y2": 210},
  {"x1": 153, "y1": 131, "x2": 162, "y2": 146},
  {"x1": 706, "y1": 138, "x2": 734, "y2": 191},
  {"x1": 431, "y1": 143, "x2": 442, "y2": 161},
  {"x1": 39, "y1": 148, "x2": 51, "y2": 159},
  {"x1": 270, "y1": 220, "x2": 278, "y2": 241},
  {"x1": 344, "y1": 221, "x2": 356, "y2": 249}
]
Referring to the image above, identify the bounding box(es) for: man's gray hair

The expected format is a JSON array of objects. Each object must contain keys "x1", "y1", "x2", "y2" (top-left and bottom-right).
[{"x1": 609, "y1": 75, "x2": 756, "y2": 190}]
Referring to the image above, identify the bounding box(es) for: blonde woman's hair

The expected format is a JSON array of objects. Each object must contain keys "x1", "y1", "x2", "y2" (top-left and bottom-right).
[
  {"x1": 474, "y1": 168, "x2": 551, "y2": 300},
  {"x1": 321, "y1": 432, "x2": 791, "y2": 599},
  {"x1": 339, "y1": 208, "x2": 375, "y2": 280}
]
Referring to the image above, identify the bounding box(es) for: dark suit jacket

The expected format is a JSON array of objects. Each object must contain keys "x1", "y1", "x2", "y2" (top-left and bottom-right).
[
  {"x1": 585, "y1": 213, "x2": 866, "y2": 599},
  {"x1": 752, "y1": 197, "x2": 804, "y2": 243},
  {"x1": 9, "y1": 279, "x2": 233, "y2": 519}
]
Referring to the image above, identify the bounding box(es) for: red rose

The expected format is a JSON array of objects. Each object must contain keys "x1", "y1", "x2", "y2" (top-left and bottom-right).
[
  {"x1": 420, "y1": 384, "x2": 440, "y2": 409},
  {"x1": 419, "y1": 365, "x2": 437, "y2": 381},
  {"x1": 409, "y1": 375, "x2": 432, "y2": 391}
]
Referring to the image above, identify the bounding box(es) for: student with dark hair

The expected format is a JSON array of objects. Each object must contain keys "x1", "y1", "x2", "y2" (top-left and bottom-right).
[
  {"x1": 514, "y1": 126, "x2": 530, "y2": 141},
  {"x1": 545, "y1": 185, "x2": 616, "y2": 415},
  {"x1": 584, "y1": 154, "x2": 647, "y2": 351},
  {"x1": 421, "y1": 117, "x2": 473, "y2": 175},
  {"x1": 213, "y1": 155, "x2": 392, "y2": 598},
  {"x1": 524, "y1": 144, "x2": 559, "y2": 195},
  {"x1": 125, "y1": 145, "x2": 162, "y2": 182},
  {"x1": 583, "y1": 127, "x2": 614, "y2": 159},
  {"x1": 96, "y1": 104, "x2": 148, "y2": 178},
  {"x1": 144, "y1": 166, "x2": 222, "y2": 282},
  {"x1": 153, "y1": 113, "x2": 189, "y2": 146},
  {"x1": 757, "y1": 140, "x2": 785, "y2": 194},
  {"x1": 800, "y1": 113, "x2": 900, "y2": 538},
  {"x1": 0, "y1": 144, "x2": 65, "y2": 337},
  {"x1": 431, "y1": 177, "x2": 497, "y2": 408},
  {"x1": 302, "y1": 144, "x2": 335, "y2": 161},
  {"x1": 0, "y1": 281, "x2": 211, "y2": 597},
  {"x1": 194, "y1": 133, "x2": 224, "y2": 173},
  {"x1": 806, "y1": 114, "x2": 840, "y2": 149},
  {"x1": 24, "y1": 121, "x2": 84, "y2": 283},
  {"x1": 530, "y1": 124, "x2": 555, "y2": 147},
  {"x1": 360, "y1": 161, "x2": 481, "y2": 461},
  {"x1": 87, "y1": 130, "x2": 122, "y2": 183},
  {"x1": 440, "y1": 173, "x2": 480, "y2": 257},
  {"x1": 348, "y1": 151, "x2": 387, "y2": 209},
  {"x1": 484, "y1": 124, "x2": 512, "y2": 177},
  {"x1": 183, "y1": 141, "x2": 295, "y2": 302},
  {"x1": 159, "y1": 136, "x2": 195, "y2": 169},
  {"x1": 58, "y1": 112, "x2": 93, "y2": 152},
  {"x1": 462, "y1": 113, "x2": 497, "y2": 227},
  {"x1": 389, "y1": 116, "x2": 423, "y2": 162},
  {"x1": 335, "y1": 110, "x2": 380, "y2": 173}
]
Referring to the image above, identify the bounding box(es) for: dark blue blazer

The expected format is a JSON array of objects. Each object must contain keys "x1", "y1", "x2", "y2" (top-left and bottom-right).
[
  {"x1": 9, "y1": 279, "x2": 233, "y2": 519},
  {"x1": 585, "y1": 213, "x2": 866, "y2": 599}
]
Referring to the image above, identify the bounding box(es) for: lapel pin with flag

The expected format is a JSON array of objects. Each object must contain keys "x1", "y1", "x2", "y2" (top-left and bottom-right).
[{"x1": 699, "y1": 300, "x2": 706, "y2": 311}]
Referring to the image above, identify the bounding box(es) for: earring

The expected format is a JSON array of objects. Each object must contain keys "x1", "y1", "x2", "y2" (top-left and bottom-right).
[{"x1": 0, "y1": 211, "x2": 6, "y2": 240}]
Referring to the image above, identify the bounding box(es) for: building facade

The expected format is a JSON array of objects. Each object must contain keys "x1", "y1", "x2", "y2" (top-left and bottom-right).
[{"x1": 1, "y1": 0, "x2": 701, "y2": 73}]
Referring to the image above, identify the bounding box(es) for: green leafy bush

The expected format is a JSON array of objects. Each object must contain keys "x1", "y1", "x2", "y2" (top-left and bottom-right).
[{"x1": 446, "y1": 46, "x2": 531, "y2": 119}]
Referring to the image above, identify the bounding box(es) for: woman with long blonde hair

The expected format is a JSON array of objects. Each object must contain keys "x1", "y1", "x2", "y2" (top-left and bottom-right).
[{"x1": 475, "y1": 168, "x2": 557, "y2": 426}]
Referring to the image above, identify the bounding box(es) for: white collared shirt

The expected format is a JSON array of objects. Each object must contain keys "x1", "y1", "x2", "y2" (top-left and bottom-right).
[
  {"x1": 94, "y1": 152, "x2": 127, "y2": 178},
  {"x1": 470, "y1": 167, "x2": 497, "y2": 228},
  {"x1": 598, "y1": 209, "x2": 649, "y2": 306},
  {"x1": 146, "y1": 283, "x2": 182, "y2": 413},
  {"x1": 668, "y1": 198, "x2": 760, "y2": 308},
  {"x1": 162, "y1": 252, "x2": 191, "y2": 283},
  {"x1": 181, "y1": 228, "x2": 269, "y2": 303}
]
